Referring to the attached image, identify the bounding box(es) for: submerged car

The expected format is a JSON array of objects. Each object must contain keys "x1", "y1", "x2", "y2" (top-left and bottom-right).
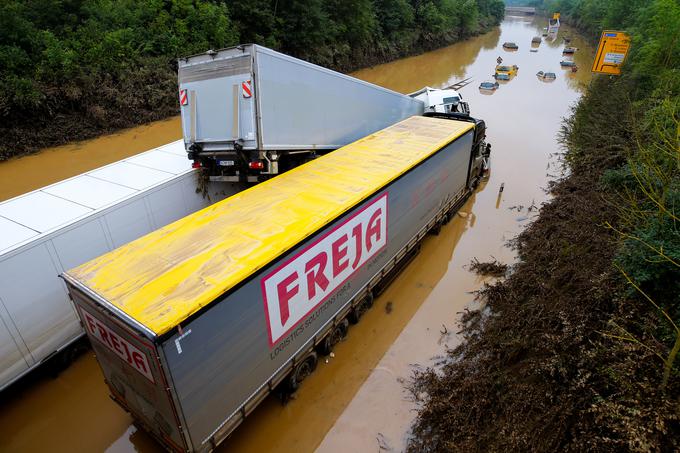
[
  {"x1": 479, "y1": 81, "x2": 500, "y2": 90},
  {"x1": 494, "y1": 73, "x2": 511, "y2": 81},
  {"x1": 503, "y1": 42, "x2": 519, "y2": 50},
  {"x1": 560, "y1": 60, "x2": 577, "y2": 67},
  {"x1": 495, "y1": 64, "x2": 519, "y2": 76},
  {"x1": 536, "y1": 71, "x2": 557, "y2": 80},
  {"x1": 563, "y1": 46, "x2": 577, "y2": 54}
]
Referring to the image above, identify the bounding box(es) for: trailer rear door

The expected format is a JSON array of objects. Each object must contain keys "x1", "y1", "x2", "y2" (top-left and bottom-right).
[
  {"x1": 179, "y1": 48, "x2": 257, "y2": 151},
  {"x1": 68, "y1": 285, "x2": 187, "y2": 452}
]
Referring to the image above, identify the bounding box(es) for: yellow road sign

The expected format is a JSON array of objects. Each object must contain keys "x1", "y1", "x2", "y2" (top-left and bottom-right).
[
  {"x1": 592, "y1": 30, "x2": 631, "y2": 75},
  {"x1": 553, "y1": 13, "x2": 560, "y2": 20}
]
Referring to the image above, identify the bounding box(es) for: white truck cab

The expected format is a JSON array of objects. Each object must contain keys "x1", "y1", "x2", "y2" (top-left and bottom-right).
[{"x1": 409, "y1": 86, "x2": 470, "y2": 115}]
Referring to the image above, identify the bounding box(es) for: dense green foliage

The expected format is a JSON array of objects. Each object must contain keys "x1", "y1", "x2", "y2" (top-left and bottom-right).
[
  {"x1": 550, "y1": 0, "x2": 680, "y2": 377},
  {"x1": 0, "y1": 0, "x2": 504, "y2": 159}
]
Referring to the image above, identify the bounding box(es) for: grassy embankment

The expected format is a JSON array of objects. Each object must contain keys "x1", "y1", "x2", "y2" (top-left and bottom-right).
[
  {"x1": 0, "y1": 0, "x2": 504, "y2": 160},
  {"x1": 409, "y1": 0, "x2": 679, "y2": 451}
]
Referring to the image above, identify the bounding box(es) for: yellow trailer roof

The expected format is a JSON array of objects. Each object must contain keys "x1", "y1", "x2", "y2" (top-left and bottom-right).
[{"x1": 66, "y1": 116, "x2": 474, "y2": 336}]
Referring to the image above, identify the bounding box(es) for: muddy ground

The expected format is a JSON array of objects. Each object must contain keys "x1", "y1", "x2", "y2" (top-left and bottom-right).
[{"x1": 407, "y1": 77, "x2": 680, "y2": 452}]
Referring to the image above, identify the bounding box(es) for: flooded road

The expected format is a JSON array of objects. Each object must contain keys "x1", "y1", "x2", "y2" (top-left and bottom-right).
[
  {"x1": 0, "y1": 14, "x2": 593, "y2": 453},
  {"x1": 0, "y1": 117, "x2": 181, "y2": 202}
]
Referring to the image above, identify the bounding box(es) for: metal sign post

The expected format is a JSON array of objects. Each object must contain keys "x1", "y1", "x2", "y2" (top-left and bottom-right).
[{"x1": 592, "y1": 30, "x2": 631, "y2": 75}]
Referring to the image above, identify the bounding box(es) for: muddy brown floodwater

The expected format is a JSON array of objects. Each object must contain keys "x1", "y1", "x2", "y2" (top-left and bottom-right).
[
  {"x1": 0, "y1": 117, "x2": 182, "y2": 202},
  {"x1": 0, "y1": 14, "x2": 592, "y2": 453}
]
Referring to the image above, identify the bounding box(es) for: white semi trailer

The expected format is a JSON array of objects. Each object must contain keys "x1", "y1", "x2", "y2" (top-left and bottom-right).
[
  {"x1": 178, "y1": 44, "x2": 470, "y2": 182},
  {"x1": 0, "y1": 142, "x2": 238, "y2": 391}
]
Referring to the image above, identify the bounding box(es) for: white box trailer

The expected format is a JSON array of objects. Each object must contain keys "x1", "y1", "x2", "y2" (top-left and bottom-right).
[
  {"x1": 0, "y1": 142, "x2": 238, "y2": 391},
  {"x1": 178, "y1": 44, "x2": 425, "y2": 181},
  {"x1": 63, "y1": 115, "x2": 489, "y2": 451}
]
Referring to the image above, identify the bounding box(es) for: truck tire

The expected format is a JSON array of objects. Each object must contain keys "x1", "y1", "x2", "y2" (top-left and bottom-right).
[
  {"x1": 348, "y1": 305, "x2": 364, "y2": 324},
  {"x1": 319, "y1": 320, "x2": 349, "y2": 355},
  {"x1": 348, "y1": 293, "x2": 375, "y2": 324},
  {"x1": 288, "y1": 353, "x2": 318, "y2": 391}
]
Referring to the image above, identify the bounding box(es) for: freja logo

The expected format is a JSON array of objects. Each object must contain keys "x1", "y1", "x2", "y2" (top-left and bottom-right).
[{"x1": 262, "y1": 193, "x2": 388, "y2": 345}]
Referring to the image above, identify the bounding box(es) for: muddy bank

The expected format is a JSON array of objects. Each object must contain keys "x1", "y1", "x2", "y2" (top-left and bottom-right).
[{"x1": 407, "y1": 76, "x2": 679, "y2": 451}]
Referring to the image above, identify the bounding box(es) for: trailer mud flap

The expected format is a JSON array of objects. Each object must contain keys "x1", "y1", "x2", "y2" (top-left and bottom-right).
[{"x1": 70, "y1": 289, "x2": 187, "y2": 451}]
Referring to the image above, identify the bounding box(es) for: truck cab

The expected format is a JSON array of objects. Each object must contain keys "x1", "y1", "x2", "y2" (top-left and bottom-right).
[{"x1": 409, "y1": 87, "x2": 470, "y2": 115}]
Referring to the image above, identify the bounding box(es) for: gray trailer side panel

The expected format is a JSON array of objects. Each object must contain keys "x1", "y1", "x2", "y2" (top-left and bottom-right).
[
  {"x1": 161, "y1": 130, "x2": 474, "y2": 448},
  {"x1": 0, "y1": 301, "x2": 31, "y2": 385}
]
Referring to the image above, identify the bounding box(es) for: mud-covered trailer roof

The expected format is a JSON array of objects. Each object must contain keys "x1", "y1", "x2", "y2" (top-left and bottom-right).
[{"x1": 65, "y1": 116, "x2": 474, "y2": 337}]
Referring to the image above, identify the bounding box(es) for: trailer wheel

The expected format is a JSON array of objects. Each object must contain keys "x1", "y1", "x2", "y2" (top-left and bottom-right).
[
  {"x1": 319, "y1": 320, "x2": 348, "y2": 355},
  {"x1": 348, "y1": 304, "x2": 367, "y2": 324},
  {"x1": 289, "y1": 353, "x2": 318, "y2": 391},
  {"x1": 348, "y1": 293, "x2": 374, "y2": 324}
]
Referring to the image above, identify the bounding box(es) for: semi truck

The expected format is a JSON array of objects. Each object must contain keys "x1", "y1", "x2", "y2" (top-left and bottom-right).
[
  {"x1": 62, "y1": 113, "x2": 490, "y2": 451},
  {"x1": 178, "y1": 44, "x2": 470, "y2": 182},
  {"x1": 0, "y1": 142, "x2": 239, "y2": 391}
]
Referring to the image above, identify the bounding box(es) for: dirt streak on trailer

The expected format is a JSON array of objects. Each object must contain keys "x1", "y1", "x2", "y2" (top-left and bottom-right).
[{"x1": 62, "y1": 115, "x2": 485, "y2": 452}]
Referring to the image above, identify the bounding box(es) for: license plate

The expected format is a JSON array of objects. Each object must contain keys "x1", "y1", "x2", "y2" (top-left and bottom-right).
[{"x1": 217, "y1": 160, "x2": 235, "y2": 167}]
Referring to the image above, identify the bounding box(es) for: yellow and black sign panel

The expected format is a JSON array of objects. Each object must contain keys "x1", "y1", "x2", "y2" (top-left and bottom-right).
[
  {"x1": 553, "y1": 13, "x2": 561, "y2": 20},
  {"x1": 592, "y1": 30, "x2": 631, "y2": 75}
]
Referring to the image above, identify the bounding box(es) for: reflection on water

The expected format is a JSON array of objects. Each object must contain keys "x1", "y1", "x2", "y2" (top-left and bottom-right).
[
  {"x1": 0, "y1": 13, "x2": 593, "y2": 453},
  {"x1": 352, "y1": 28, "x2": 501, "y2": 94}
]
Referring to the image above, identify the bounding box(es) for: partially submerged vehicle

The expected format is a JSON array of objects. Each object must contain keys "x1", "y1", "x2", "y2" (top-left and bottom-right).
[
  {"x1": 532, "y1": 36, "x2": 542, "y2": 44},
  {"x1": 409, "y1": 86, "x2": 470, "y2": 115},
  {"x1": 560, "y1": 60, "x2": 577, "y2": 67},
  {"x1": 494, "y1": 73, "x2": 511, "y2": 82},
  {"x1": 495, "y1": 64, "x2": 519, "y2": 77},
  {"x1": 479, "y1": 81, "x2": 500, "y2": 90},
  {"x1": 536, "y1": 71, "x2": 557, "y2": 81},
  {"x1": 63, "y1": 114, "x2": 491, "y2": 451},
  {"x1": 179, "y1": 44, "x2": 474, "y2": 183},
  {"x1": 563, "y1": 46, "x2": 577, "y2": 54},
  {"x1": 502, "y1": 42, "x2": 519, "y2": 50},
  {"x1": 179, "y1": 44, "x2": 424, "y2": 183}
]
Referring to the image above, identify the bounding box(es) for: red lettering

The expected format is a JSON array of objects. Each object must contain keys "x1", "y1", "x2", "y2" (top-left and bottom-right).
[
  {"x1": 332, "y1": 235, "x2": 349, "y2": 277},
  {"x1": 109, "y1": 332, "x2": 123, "y2": 357},
  {"x1": 132, "y1": 351, "x2": 148, "y2": 374},
  {"x1": 366, "y1": 209, "x2": 383, "y2": 251},
  {"x1": 277, "y1": 271, "x2": 299, "y2": 325},
  {"x1": 84, "y1": 312, "x2": 97, "y2": 335},
  {"x1": 351, "y1": 223, "x2": 363, "y2": 268},
  {"x1": 305, "y1": 252, "x2": 329, "y2": 299},
  {"x1": 96, "y1": 323, "x2": 113, "y2": 349},
  {"x1": 120, "y1": 339, "x2": 133, "y2": 364}
]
